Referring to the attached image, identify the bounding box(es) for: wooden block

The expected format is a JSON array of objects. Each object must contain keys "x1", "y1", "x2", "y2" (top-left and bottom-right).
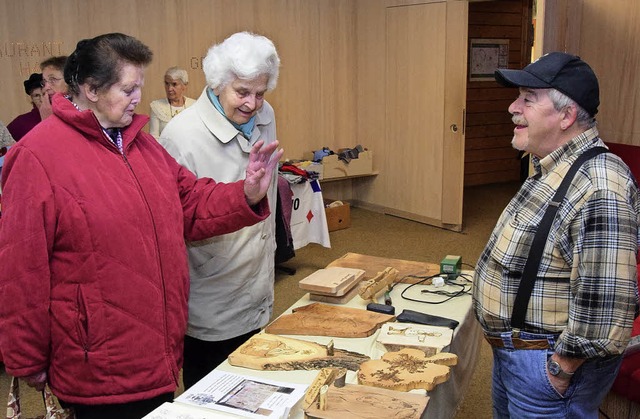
[
  {"x1": 304, "y1": 383, "x2": 428, "y2": 419},
  {"x1": 299, "y1": 267, "x2": 365, "y2": 296},
  {"x1": 309, "y1": 283, "x2": 361, "y2": 304}
]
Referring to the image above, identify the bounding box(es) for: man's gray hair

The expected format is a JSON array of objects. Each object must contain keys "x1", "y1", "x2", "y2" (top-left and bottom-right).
[{"x1": 548, "y1": 89, "x2": 596, "y2": 129}]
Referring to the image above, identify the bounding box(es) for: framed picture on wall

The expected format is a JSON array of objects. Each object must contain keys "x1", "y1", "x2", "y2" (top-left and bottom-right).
[{"x1": 469, "y1": 39, "x2": 509, "y2": 81}]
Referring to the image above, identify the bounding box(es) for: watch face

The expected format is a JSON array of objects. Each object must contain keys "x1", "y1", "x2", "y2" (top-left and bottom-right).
[{"x1": 548, "y1": 359, "x2": 561, "y2": 375}]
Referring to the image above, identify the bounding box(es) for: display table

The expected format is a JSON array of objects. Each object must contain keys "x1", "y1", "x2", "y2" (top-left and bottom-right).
[{"x1": 145, "y1": 256, "x2": 482, "y2": 419}]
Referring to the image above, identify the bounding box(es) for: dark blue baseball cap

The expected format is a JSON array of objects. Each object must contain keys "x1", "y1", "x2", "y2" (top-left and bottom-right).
[{"x1": 495, "y1": 52, "x2": 599, "y2": 117}]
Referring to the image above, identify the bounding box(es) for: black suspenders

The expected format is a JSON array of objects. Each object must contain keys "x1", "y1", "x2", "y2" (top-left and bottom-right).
[{"x1": 510, "y1": 147, "x2": 609, "y2": 330}]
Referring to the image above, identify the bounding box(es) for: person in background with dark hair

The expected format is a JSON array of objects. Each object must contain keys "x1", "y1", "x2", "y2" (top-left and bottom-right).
[
  {"x1": 7, "y1": 73, "x2": 44, "y2": 141},
  {"x1": 0, "y1": 32, "x2": 282, "y2": 419},
  {"x1": 38, "y1": 55, "x2": 68, "y2": 120},
  {"x1": 473, "y1": 52, "x2": 639, "y2": 418}
]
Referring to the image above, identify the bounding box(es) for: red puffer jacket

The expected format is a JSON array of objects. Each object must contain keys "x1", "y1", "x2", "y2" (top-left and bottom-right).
[{"x1": 0, "y1": 94, "x2": 269, "y2": 404}]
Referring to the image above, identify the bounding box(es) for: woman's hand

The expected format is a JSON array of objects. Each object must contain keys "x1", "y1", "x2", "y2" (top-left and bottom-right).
[
  {"x1": 244, "y1": 140, "x2": 284, "y2": 206},
  {"x1": 38, "y1": 93, "x2": 53, "y2": 120}
]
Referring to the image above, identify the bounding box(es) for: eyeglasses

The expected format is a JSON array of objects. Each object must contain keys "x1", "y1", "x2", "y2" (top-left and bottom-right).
[{"x1": 40, "y1": 76, "x2": 63, "y2": 87}]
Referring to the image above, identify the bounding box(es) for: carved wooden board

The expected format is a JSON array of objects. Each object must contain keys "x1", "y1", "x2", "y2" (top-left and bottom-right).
[
  {"x1": 265, "y1": 302, "x2": 395, "y2": 337},
  {"x1": 227, "y1": 333, "x2": 369, "y2": 372},
  {"x1": 304, "y1": 383, "x2": 428, "y2": 419},
  {"x1": 357, "y1": 348, "x2": 458, "y2": 391},
  {"x1": 326, "y1": 253, "x2": 440, "y2": 284}
]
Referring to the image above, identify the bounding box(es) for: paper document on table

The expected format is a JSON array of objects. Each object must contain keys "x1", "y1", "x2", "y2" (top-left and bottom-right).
[{"x1": 174, "y1": 370, "x2": 307, "y2": 418}]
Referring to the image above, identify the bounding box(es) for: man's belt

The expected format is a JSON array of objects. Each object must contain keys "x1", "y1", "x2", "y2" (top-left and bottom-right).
[{"x1": 484, "y1": 335, "x2": 551, "y2": 350}]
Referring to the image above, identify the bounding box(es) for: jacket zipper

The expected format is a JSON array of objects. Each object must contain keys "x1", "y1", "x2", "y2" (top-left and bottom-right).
[{"x1": 120, "y1": 149, "x2": 179, "y2": 385}]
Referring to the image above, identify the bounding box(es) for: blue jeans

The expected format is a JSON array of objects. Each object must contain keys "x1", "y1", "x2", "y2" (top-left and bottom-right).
[{"x1": 491, "y1": 342, "x2": 622, "y2": 418}]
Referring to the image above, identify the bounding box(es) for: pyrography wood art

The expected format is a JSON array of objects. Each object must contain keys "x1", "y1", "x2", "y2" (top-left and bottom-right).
[
  {"x1": 227, "y1": 333, "x2": 369, "y2": 372},
  {"x1": 357, "y1": 348, "x2": 458, "y2": 391},
  {"x1": 326, "y1": 252, "x2": 440, "y2": 284},
  {"x1": 304, "y1": 383, "x2": 428, "y2": 419},
  {"x1": 264, "y1": 302, "x2": 395, "y2": 338},
  {"x1": 377, "y1": 323, "x2": 454, "y2": 356},
  {"x1": 302, "y1": 367, "x2": 347, "y2": 410},
  {"x1": 358, "y1": 266, "x2": 398, "y2": 301}
]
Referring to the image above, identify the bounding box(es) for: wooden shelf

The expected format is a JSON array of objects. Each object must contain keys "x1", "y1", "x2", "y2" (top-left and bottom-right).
[{"x1": 320, "y1": 172, "x2": 379, "y2": 182}]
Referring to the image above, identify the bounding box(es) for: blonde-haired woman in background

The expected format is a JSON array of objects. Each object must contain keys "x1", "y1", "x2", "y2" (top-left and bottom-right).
[{"x1": 149, "y1": 66, "x2": 195, "y2": 138}]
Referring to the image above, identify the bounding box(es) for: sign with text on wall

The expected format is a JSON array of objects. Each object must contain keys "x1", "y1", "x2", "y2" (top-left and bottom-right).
[
  {"x1": 469, "y1": 38, "x2": 509, "y2": 82},
  {"x1": 0, "y1": 41, "x2": 66, "y2": 76}
]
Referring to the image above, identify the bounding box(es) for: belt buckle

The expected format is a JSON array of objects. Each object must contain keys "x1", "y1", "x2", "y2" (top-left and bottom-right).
[{"x1": 511, "y1": 328, "x2": 521, "y2": 339}]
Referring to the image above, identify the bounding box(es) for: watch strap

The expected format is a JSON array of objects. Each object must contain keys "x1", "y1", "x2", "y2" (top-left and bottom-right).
[{"x1": 547, "y1": 358, "x2": 574, "y2": 379}]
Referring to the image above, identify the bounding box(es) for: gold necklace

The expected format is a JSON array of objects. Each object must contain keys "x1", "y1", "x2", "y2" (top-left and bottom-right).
[{"x1": 169, "y1": 98, "x2": 185, "y2": 117}]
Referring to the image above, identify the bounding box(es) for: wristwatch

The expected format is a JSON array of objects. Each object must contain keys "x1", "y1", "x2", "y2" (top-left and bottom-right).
[{"x1": 547, "y1": 358, "x2": 574, "y2": 379}]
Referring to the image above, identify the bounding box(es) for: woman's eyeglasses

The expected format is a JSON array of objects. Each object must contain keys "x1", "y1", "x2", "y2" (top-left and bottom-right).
[{"x1": 40, "y1": 76, "x2": 63, "y2": 87}]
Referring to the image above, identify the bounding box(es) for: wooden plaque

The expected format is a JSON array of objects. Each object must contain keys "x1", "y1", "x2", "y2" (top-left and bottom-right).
[
  {"x1": 265, "y1": 302, "x2": 394, "y2": 338},
  {"x1": 227, "y1": 333, "x2": 369, "y2": 372},
  {"x1": 305, "y1": 383, "x2": 428, "y2": 419},
  {"x1": 357, "y1": 348, "x2": 458, "y2": 392}
]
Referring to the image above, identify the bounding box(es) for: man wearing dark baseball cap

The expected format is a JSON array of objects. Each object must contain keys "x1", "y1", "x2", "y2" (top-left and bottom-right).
[{"x1": 473, "y1": 52, "x2": 639, "y2": 418}]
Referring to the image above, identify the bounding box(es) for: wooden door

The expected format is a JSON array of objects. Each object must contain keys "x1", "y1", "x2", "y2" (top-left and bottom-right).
[{"x1": 383, "y1": 1, "x2": 467, "y2": 230}]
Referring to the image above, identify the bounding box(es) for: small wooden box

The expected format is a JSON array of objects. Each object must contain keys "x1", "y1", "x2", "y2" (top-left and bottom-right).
[{"x1": 325, "y1": 201, "x2": 351, "y2": 231}]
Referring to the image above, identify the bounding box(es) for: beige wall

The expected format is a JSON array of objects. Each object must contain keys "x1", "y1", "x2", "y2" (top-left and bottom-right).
[
  {"x1": 0, "y1": 0, "x2": 357, "y2": 161},
  {"x1": 539, "y1": 0, "x2": 640, "y2": 146}
]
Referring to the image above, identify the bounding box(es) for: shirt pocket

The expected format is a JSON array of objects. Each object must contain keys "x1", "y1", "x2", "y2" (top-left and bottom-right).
[{"x1": 490, "y1": 208, "x2": 541, "y2": 276}]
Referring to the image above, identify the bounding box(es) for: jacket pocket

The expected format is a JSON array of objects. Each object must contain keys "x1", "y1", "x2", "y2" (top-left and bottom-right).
[{"x1": 75, "y1": 285, "x2": 90, "y2": 360}]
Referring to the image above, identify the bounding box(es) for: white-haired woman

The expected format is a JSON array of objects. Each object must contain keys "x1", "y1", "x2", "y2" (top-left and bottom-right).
[
  {"x1": 149, "y1": 66, "x2": 195, "y2": 138},
  {"x1": 159, "y1": 31, "x2": 281, "y2": 389}
]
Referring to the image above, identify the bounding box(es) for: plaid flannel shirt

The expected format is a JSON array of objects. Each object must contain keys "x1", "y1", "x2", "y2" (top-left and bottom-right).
[{"x1": 473, "y1": 128, "x2": 640, "y2": 358}]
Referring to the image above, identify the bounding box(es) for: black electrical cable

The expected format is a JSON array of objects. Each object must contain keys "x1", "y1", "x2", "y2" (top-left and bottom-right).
[{"x1": 396, "y1": 273, "x2": 471, "y2": 304}]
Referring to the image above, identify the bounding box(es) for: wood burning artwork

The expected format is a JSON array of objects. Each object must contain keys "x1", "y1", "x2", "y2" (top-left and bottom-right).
[
  {"x1": 303, "y1": 367, "x2": 347, "y2": 410},
  {"x1": 357, "y1": 348, "x2": 458, "y2": 391},
  {"x1": 227, "y1": 333, "x2": 370, "y2": 372},
  {"x1": 304, "y1": 383, "x2": 429, "y2": 419},
  {"x1": 264, "y1": 302, "x2": 394, "y2": 338},
  {"x1": 377, "y1": 323, "x2": 454, "y2": 356}
]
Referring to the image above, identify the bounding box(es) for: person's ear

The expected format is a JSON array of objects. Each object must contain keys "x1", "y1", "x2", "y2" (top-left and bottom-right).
[
  {"x1": 560, "y1": 105, "x2": 578, "y2": 130},
  {"x1": 81, "y1": 84, "x2": 100, "y2": 104}
]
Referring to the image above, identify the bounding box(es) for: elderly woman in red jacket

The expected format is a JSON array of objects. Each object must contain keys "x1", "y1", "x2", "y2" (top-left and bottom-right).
[{"x1": 0, "y1": 33, "x2": 283, "y2": 419}]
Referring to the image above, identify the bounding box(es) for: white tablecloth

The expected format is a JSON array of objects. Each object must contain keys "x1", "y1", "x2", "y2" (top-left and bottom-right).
[{"x1": 149, "y1": 277, "x2": 482, "y2": 419}]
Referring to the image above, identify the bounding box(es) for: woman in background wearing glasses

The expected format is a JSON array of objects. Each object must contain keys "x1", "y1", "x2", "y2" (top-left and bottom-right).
[{"x1": 38, "y1": 56, "x2": 68, "y2": 120}]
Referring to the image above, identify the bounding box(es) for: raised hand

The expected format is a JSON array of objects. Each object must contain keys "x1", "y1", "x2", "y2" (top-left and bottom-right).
[
  {"x1": 38, "y1": 93, "x2": 53, "y2": 120},
  {"x1": 244, "y1": 140, "x2": 284, "y2": 206}
]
